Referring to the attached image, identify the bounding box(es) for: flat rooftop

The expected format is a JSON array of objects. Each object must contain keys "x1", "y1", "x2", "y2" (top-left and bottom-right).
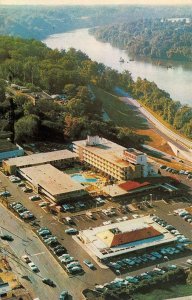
[
  {"x1": 74, "y1": 138, "x2": 131, "y2": 168},
  {"x1": 20, "y1": 164, "x2": 85, "y2": 196},
  {"x1": 79, "y1": 216, "x2": 176, "y2": 259},
  {"x1": 102, "y1": 184, "x2": 127, "y2": 197},
  {"x1": 5, "y1": 149, "x2": 77, "y2": 167}
]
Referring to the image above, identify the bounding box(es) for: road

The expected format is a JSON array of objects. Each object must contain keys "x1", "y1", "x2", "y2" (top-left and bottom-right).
[
  {"x1": 121, "y1": 97, "x2": 192, "y2": 155},
  {"x1": 0, "y1": 202, "x2": 69, "y2": 300}
]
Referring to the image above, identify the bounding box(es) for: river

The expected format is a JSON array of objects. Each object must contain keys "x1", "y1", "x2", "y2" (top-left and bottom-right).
[{"x1": 43, "y1": 28, "x2": 192, "y2": 106}]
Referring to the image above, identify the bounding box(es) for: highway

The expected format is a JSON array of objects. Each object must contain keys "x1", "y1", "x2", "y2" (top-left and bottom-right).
[
  {"x1": 0, "y1": 202, "x2": 68, "y2": 300},
  {"x1": 121, "y1": 97, "x2": 192, "y2": 156}
]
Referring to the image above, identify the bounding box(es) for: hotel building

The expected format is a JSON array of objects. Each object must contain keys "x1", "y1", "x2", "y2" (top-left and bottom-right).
[
  {"x1": 3, "y1": 149, "x2": 78, "y2": 175},
  {"x1": 19, "y1": 164, "x2": 87, "y2": 203},
  {"x1": 73, "y1": 136, "x2": 149, "y2": 181}
]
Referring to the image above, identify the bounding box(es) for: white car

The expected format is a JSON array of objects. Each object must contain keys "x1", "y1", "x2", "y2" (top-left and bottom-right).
[
  {"x1": 9, "y1": 176, "x2": 21, "y2": 183},
  {"x1": 29, "y1": 195, "x2": 41, "y2": 201},
  {"x1": 28, "y1": 262, "x2": 39, "y2": 272},
  {"x1": 22, "y1": 255, "x2": 31, "y2": 263},
  {"x1": 39, "y1": 202, "x2": 48, "y2": 207},
  {"x1": 187, "y1": 259, "x2": 192, "y2": 265}
]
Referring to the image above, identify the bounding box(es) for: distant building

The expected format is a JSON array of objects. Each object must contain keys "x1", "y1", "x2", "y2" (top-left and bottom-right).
[
  {"x1": 0, "y1": 140, "x2": 24, "y2": 162},
  {"x1": 73, "y1": 136, "x2": 150, "y2": 181},
  {"x1": 78, "y1": 215, "x2": 176, "y2": 260},
  {"x1": 19, "y1": 164, "x2": 87, "y2": 203},
  {"x1": 3, "y1": 149, "x2": 77, "y2": 175}
]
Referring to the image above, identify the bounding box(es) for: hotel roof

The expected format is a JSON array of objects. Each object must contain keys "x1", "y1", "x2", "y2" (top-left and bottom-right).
[
  {"x1": 20, "y1": 164, "x2": 84, "y2": 196},
  {"x1": 5, "y1": 149, "x2": 77, "y2": 167},
  {"x1": 74, "y1": 138, "x2": 131, "y2": 168}
]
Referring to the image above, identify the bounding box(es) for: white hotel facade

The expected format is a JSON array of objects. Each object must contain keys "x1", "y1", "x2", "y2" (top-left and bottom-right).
[{"x1": 73, "y1": 136, "x2": 149, "y2": 181}]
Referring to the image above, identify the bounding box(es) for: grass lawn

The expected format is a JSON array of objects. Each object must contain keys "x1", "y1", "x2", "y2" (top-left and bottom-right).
[
  {"x1": 93, "y1": 86, "x2": 175, "y2": 154},
  {"x1": 134, "y1": 283, "x2": 192, "y2": 300},
  {"x1": 93, "y1": 86, "x2": 148, "y2": 130}
]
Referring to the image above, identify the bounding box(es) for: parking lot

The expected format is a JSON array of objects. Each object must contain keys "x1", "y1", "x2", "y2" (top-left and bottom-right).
[{"x1": 0, "y1": 170, "x2": 192, "y2": 300}]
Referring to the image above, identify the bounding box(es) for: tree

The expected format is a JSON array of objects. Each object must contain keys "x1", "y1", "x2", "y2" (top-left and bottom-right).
[
  {"x1": 64, "y1": 114, "x2": 88, "y2": 140},
  {"x1": 0, "y1": 79, "x2": 5, "y2": 102},
  {"x1": 15, "y1": 114, "x2": 39, "y2": 142}
]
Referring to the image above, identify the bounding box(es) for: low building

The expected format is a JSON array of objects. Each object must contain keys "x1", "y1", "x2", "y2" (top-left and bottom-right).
[
  {"x1": 0, "y1": 140, "x2": 24, "y2": 162},
  {"x1": 19, "y1": 164, "x2": 87, "y2": 203},
  {"x1": 102, "y1": 177, "x2": 178, "y2": 199},
  {"x1": 73, "y1": 136, "x2": 150, "y2": 181},
  {"x1": 3, "y1": 149, "x2": 77, "y2": 175},
  {"x1": 78, "y1": 215, "x2": 176, "y2": 260}
]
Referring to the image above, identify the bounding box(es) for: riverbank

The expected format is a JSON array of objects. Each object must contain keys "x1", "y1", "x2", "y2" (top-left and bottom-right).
[{"x1": 43, "y1": 28, "x2": 192, "y2": 106}]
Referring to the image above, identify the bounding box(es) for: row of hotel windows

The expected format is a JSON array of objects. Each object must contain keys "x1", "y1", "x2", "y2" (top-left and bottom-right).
[{"x1": 83, "y1": 152, "x2": 128, "y2": 171}]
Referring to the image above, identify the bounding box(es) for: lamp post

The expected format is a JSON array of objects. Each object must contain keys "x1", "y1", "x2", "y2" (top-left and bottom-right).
[{"x1": 150, "y1": 193, "x2": 153, "y2": 206}]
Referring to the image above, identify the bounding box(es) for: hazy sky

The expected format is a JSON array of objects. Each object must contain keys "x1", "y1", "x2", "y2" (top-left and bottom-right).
[{"x1": 1, "y1": 0, "x2": 192, "y2": 5}]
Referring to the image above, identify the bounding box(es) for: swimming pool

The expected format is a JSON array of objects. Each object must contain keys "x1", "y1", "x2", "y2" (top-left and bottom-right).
[{"x1": 71, "y1": 174, "x2": 97, "y2": 183}]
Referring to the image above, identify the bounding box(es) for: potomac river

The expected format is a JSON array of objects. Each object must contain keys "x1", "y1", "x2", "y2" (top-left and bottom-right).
[{"x1": 43, "y1": 28, "x2": 192, "y2": 106}]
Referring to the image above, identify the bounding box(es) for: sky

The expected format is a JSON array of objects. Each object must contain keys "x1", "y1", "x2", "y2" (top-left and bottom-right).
[{"x1": 1, "y1": 0, "x2": 192, "y2": 5}]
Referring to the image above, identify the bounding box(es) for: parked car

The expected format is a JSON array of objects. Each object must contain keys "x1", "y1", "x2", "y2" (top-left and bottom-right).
[
  {"x1": 21, "y1": 187, "x2": 33, "y2": 193},
  {"x1": 39, "y1": 230, "x2": 51, "y2": 237},
  {"x1": 28, "y1": 262, "x2": 39, "y2": 272},
  {"x1": 54, "y1": 249, "x2": 67, "y2": 256},
  {"x1": 68, "y1": 266, "x2": 82, "y2": 275},
  {"x1": 0, "y1": 234, "x2": 13, "y2": 241},
  {"x1": 0, "y1": 191, "x2": 11, "y2": 197},
  {"x1": 17, "y1": 182, "x2": 26, "y2": 187},
  {"x1": 42, "y1": 278, "x2": 56, "y2": 287},
  {"x1": 47, "y1": 240, "x2": 59, "y2": 247},
  {"x1": 9, "y1": 176, "x2": 21, "y2": 183},
  {"x1": 65, "y1": 228, "x2": 78, "y2": 235},
  {"x1": 96, "y1": 197, "x2": 105, "y2": 205},
  {"x1": 29, "y1": 195, "x2": 41, "y2": 201},
  {"x1": 39, "y1": 202, "x2": 48, "y2": 207},
  {"x1": 60, "y1": 257, "x2": 74, "y2": 264},
  {"x1": 62, "y1": 204, "x2": 71, "y2": 212},
  {"x1": 37, "y1": 227, "x2": 49, "y2": 233},
  {"x1": 187, "y1": 259, "x2": 192, "y2": 265},
  {"x1": 83, "y1": 259, "x2": 94, "y2": 269},
  {"x1": 59, "y1": 290, "x2": 68, "y2": 300},
  {"x1": 64, "y1": 217, "x2": 74, "y2": 225},
  {"x1": 86, "y1": 211, "x2": 95, "y2": 219},
  {"x1": 58, "y1": 254, "x2": 71, "y2": 260},
  {"x1": 22, "y1": 255, "x2": 31, "y2": 263},
  {"x1": 44, "y1": 237, "x2": 57, "y2": 244}
]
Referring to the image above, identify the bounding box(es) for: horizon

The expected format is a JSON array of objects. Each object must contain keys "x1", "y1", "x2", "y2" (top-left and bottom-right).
[{"x1": 1, "y1": 0, "x2": 192, "y2": 6}]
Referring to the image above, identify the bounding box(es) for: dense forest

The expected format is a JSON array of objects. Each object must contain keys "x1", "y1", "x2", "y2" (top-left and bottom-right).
[
  {"x1": 91, "y1": 18, "x2": 192, "y2": 62},
  {"x1": 0, "y1": 36, "x2": 136, "y2": 146},
  {"x1": 0, "y1": 5, "x2": 192, "y2": 40},
  {"x1": 0, "y1": 36, "x2": 191, "y2": 145}
]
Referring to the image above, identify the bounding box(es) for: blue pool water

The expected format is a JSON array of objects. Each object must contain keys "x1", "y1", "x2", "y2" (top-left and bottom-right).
[{"x1": 71, "y1": 174, "x2": 97, "y2": 183}]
